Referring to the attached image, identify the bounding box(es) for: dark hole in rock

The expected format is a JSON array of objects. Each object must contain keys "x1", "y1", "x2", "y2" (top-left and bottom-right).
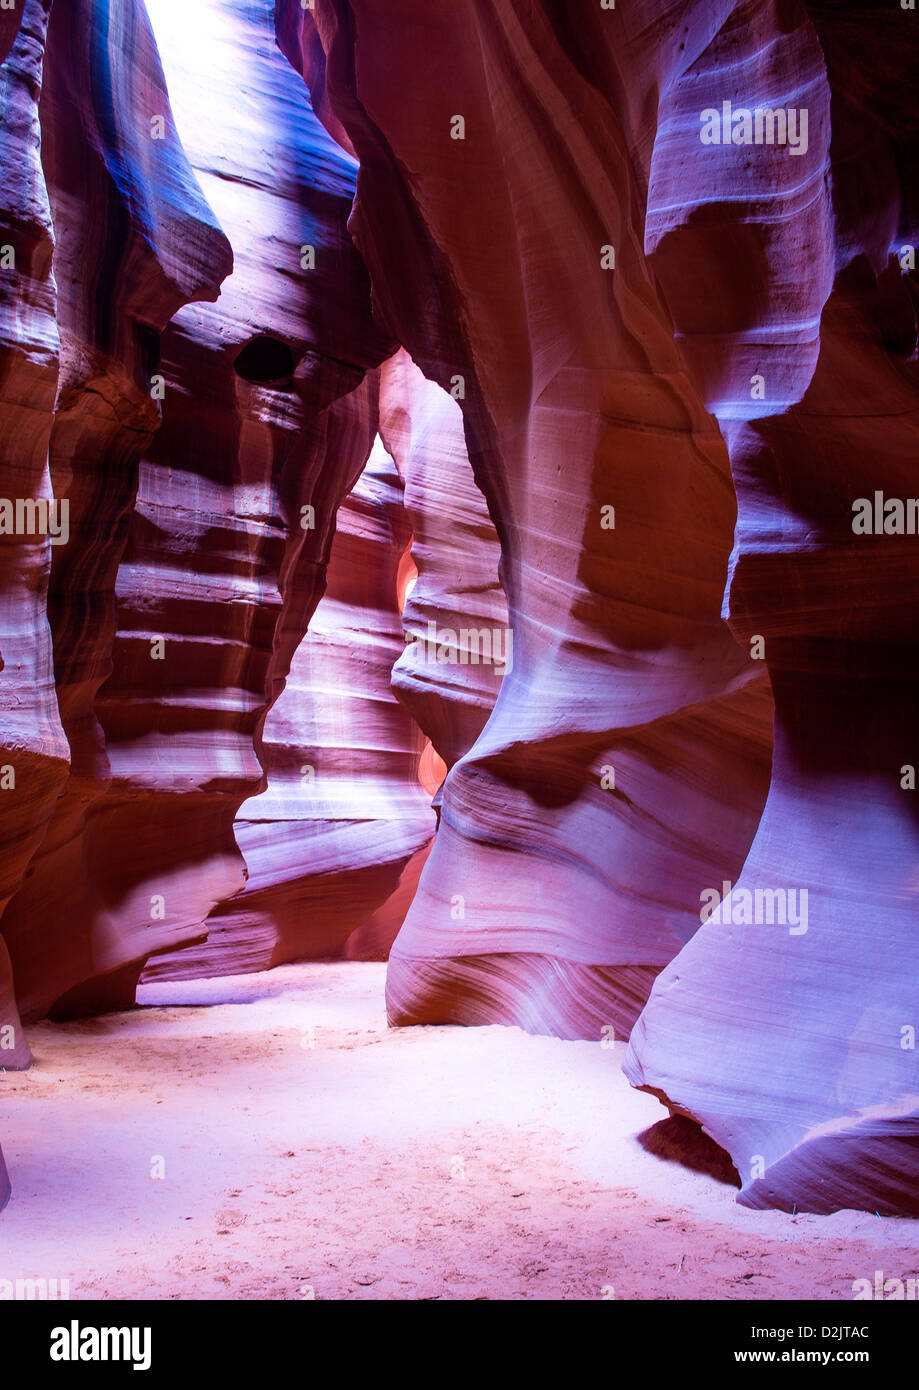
[
  {"x1": 233, "y1": 335, "x2": 295, "y2": 383},
  {"x1": 135, "y1": 322, "x2": 160, "y2": 379}
]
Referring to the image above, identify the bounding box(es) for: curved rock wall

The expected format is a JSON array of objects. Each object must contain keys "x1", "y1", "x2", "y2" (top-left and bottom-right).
[
  {"x1": 306, "y1": 0, "x2": 773, "y2": 1040},
  {"x1": 1, "y1": 0, "x2": 394, "y2": 1021},
  {"x1": 0, "y1": 0, "x2": 914, "y2": 1220},
  {"x1": 0, "y1": 1, "x2": 65, "y2": 1085},
  {"x1": 0, "y1": 0, "x2": 232, "y2": 1022},
  {"x1": 624, "y1": 0, "x2": 919, "y2": 1215},
  {"x1": 145, "y1": 387, "x2": 436, "y2": 979},
  {"x1": 381, "y1": 348, "x2": 507, "y2": 777},
  {"x1": 302, "y1": 0, "x2": 917, "y2": 1214}
]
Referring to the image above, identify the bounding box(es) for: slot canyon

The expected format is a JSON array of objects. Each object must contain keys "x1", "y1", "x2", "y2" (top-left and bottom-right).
[{"x1": 0, "y1": 0, "x2": 918, "y2": 1312}]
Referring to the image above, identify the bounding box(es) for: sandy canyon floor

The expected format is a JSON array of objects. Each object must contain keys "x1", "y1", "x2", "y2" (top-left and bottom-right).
[{"x1": 2, "y1": 962, "x2": 917, "y2": 1301}]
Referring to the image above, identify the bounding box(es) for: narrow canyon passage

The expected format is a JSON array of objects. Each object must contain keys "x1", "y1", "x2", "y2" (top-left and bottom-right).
[
  {"x1": 1, "y1": 0, "x2": 918, "y2": 1331},
  {"x1": 4, "y1": 963, "x2": 917, "y2": 1301}
]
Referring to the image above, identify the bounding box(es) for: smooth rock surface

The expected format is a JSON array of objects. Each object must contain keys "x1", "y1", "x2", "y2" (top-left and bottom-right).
[
  {"x1": 382, "y1": 348, "x2": 507, "y2": 775},
  {"x1": 625, "y1": 0, "x2": 919, "y2": 1215},
  {"x1": 306, "y1": 0, "x2": 774, "y2": 1039},
  {"x1": 0, "y1": 0, "x2": 915, "y2": 1223}
]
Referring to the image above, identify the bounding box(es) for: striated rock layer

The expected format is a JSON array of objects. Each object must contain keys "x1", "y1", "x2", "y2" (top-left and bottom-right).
[
  {"x1": 624, "y1": 0, "x2": 919, "y2": 1215},
  {"x1": 306, "y1": 0, "x2": 918, "y2": 1214},
  {"x1": 3, "y1": 0, "x2": 393, "y2": 1019},
  {"x1": 0, "y1": 0, "x2": 913, "y2": 1223},
  {"x1": 0, "y1": 0, "x2": 61, "y2": 1198},
  {"x1": 0, "y1": 0, "x2": 232, "y2": 1022},
  {"x1": 381, "y1": 349, "x2": 507, "y2": 777},
  {"x1": 145, "y1": 401, "x2": 436, "y2": 979},
  {"x1": 0, "y1": 0, "x2": 70, "y2": 1090},
  {"x1": 304, "y1": 0, "x2": 774, "y2": 1041},
  {"x1": 154, "y1": 343, "x2": 506, "y2": 980}
]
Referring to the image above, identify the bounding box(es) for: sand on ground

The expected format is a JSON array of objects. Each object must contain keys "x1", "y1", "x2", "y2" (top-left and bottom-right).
[{"x1": 1, "y1": 962, "x2": 916, "y2": 1300}]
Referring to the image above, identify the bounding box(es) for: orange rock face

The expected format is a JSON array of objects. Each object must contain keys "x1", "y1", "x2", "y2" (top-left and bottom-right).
[
  {"x1": 144, "y1": 386, "x2": 436, "y2": 979},
  {"x1": 1, "y1": 0, "x2": 393, "y2": 1023},
  {"x1": 305, "y1": 0, "x2": 773, "y2": 1039},
  {"x1": 0, "y1": 3, "x2": 66, "y2": 1086},
  {"x1": 305, "y1": 0, "x2": 917, "y2": 1212}
]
